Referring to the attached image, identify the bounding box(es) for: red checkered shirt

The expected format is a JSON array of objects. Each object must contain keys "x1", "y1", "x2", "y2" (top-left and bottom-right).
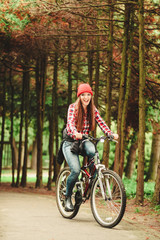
[{"x1": 66, "y1": 103, "x2": 113, "y2": 139}]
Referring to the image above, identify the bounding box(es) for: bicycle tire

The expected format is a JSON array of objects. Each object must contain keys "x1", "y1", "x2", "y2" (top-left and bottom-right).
[
  {"x1": 91, "y1": 169, "x2": 126, "y2": 228},
  {"x1": 56, "y1": 167, "x2": 80, "y2": 219}
]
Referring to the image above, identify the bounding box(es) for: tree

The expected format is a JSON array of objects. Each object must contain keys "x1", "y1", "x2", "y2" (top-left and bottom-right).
[
  {"x1": 114, "y1": 2, "x2": 131, "y2": 175},
  {"x1": 0, "y1": 67, "x2": 6, "y2": 183},
  {"x1": 9, "y1": 67, "x2": 16, "y2": 187},
  {"x1": 94, "y1": 36, "x2": 100, "y2": 109},
  {"x1": 125, "y1": 132, "x2": 138, "y2": 178},
  {"x1": 146, "y1": 121, "x2": 160, "y2": 181},
  {"x1": 146, "y1": 105, "x2": 160, "y2": 181},
  {"x1": 36, "y1": 56, "x2": 47, "y2": 188},
  {"x1": 153, "y1": 156, "x2": 160, "y2": 204},
  {"x1": 48, "y1": 46, "x2": 59, "y2": 189},
  {"x1": 136, "y1": 0, "x2": 146, "y2": 205},
  {"x1": 16, "y1": 71, "x2": 25, "y2": 187},
  {"x1": 103, "y1": 0, "x2": 114, "y2": 168},
  {"x1": 53, "y1": 52, "x2": 60, "y2": 183},
  {"x1": 119, "y1": 7, "x2": 134, "y2": 177},
  {"x1": 21, "y1": 65, "x2": 30, "y2": 187},
  {"x1": 67, "y1": 26, "x2": 72, "y2": 107}
]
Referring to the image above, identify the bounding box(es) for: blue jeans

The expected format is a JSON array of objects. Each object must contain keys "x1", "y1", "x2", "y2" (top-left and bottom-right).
[{"x1": 62, "y1": 140, "x2": 95, "y2": 197}]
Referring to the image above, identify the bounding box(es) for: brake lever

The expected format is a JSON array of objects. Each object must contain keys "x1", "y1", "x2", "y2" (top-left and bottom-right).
[{"x1": 107, "y1": 135, "x2": 118, "y2": 143}]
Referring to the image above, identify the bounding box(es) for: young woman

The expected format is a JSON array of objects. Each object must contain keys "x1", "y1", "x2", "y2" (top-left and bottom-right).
[{"x1": 62, "y1": 83, "x2": 118, "y2": 211}]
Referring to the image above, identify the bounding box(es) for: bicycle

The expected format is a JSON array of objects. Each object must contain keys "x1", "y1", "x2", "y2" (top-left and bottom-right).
[{"x1": 56, "y1": 135, "x2": 126, "y2": 228}]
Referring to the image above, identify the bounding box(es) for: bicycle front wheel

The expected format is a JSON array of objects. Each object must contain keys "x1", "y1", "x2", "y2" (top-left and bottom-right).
[
  {"x1": 56, "y1": 167, "x2": 80, "y2": 219},
  {"x1": 91, "y1": 169, "x2": 126, "y2": 228}
]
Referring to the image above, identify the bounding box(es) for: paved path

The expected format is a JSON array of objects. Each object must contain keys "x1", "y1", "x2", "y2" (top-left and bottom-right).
[{"x1": 0, "y1": 192, "x2": 159, "y2": 240}]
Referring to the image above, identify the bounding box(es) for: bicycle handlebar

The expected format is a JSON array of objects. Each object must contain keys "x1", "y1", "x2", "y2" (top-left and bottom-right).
[{"x1": 82, "y1": 134, "x2": 118, "y2": 143}]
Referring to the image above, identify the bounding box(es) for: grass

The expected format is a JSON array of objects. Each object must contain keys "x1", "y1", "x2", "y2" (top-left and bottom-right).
[
  {"x1": 152, "y1": 205, "x2": 160, "y2": 214},
  {"x1": 1, "y1": 169, "x2": 49, "y2": 184},
  {"x1": 1, "y1": 169, "x2": 156, "y2": 200},
  {"x1": 134, "y1": 207, "x2": 141, "y2": 213}
]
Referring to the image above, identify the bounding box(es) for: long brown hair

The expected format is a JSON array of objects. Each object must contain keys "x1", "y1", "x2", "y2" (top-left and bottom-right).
[{"x1": 75, "y1": 97, "x2": 95, "y2": 132}]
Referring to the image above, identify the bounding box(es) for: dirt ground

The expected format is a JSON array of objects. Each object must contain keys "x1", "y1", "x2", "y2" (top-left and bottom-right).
[{"x1": 0, "y1": 183, "x2": 160, "y2": 240}]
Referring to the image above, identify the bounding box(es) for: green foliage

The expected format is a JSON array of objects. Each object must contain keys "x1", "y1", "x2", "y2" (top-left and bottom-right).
[
  {"x1": 144, "y1": 180, "x2": 155, "y2": 199},
  {"x1": 2, "y1": 13, "x2": 30, "y2": 31},
  {"x1": 123, "y1": 176, "x2": 155, "y2": 200},
  {"x1": 123, "y1": 176, "x2": 137, "y2": 199},
  {"x1": 146, "y1": 102, "x2": 160, "y2": 132},
  {"x1": 144, "y1": 132, "x2": 152, "y2": 175},
  {"x1": 0, "y1": 1, "x2": 32, "y2": 34},
  {"x1": 151, "y1": 205, "x2": 160, "y2": 214}
]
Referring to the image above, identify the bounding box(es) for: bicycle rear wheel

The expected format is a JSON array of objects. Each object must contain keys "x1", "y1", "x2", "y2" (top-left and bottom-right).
[
  {"x1": 56, "y1": 167, "x2": 80, "y2": 219},
  {"x1": 91, "y1": 169, "x2": 126, "y2": 228}
]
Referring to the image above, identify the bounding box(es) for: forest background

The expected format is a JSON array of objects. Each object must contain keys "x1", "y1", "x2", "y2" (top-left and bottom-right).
[{"x1": 0, "y1": 0, "x2": 159, "y2": 207}]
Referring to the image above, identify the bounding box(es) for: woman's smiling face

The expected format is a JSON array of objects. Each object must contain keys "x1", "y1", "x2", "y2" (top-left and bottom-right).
[{"x1": 80, "y1": 92, "x2": 92, "y2": 108}]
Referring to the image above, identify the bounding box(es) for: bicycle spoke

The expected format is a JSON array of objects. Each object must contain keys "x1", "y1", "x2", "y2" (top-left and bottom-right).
[
  {"x1": 56, "y1": 167, "x2": 81, "y2": 219},
  {"x1": 91, "y1": 170, "x2": 126, "y2": 228}
]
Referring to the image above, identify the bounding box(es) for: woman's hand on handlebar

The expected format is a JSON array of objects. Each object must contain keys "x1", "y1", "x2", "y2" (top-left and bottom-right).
[
  {"x1": 75, "y1": 132, "x2": 83, "y2": 139},
  {"x1": 112, "y1": 133, "x2": 119, "y2": 140},
  {"x1": 75, "y1": 132, "x2": 119, "y2": 141}
]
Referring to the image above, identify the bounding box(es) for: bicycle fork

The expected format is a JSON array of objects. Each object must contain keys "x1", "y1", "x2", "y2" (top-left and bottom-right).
[{"x1": 97, "y1": 164, "x2": 112, "y2": 201}]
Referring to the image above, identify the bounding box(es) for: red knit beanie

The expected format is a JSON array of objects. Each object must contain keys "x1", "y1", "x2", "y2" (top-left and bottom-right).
[{"x1": 77, "y1": 83, "x2": 93, "y2": 97}]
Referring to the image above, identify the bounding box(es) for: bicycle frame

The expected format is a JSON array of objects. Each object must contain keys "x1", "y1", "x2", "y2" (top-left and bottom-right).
[{"x1": 75, "y1": 140, "x2": 110, "y2": 202}]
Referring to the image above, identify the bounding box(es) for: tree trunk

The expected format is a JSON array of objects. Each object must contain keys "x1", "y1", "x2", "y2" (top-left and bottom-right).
[
  {"x1": 88, "y1": 50, "x2": 94, "y2": 86},
  {"x1": 85, "y1": 21, "x2": 94, "y2": 86},
  {"x1": 114, "y1": 2, "x2": 130, "y2": 175},
  {"x1": 146, "y1": 122, "x2": 160, "y2": 181},
  {"x1": 48, "y1": 116, "x2": 54, "y2": 189},
  {"x1": 67, "y1": 34, "x2": 72, "y2": 106},
  {"x1": 48, "y1": 49, "x2": 58, "y2": 190},
  {"x1": 16, "y1": 70, "x2": 25, "y2": 187},
  {"x1": 0, "y1": 67, "x2": 6, "y2": 183},
  {"x1": 75, "y1": 47, "x2": 81, "y2": 99},
  {"x1": 136, "y1": 0, "x2": 146, "y2": 205},
  {"x1": 152, "y1": 155, "x2": 160, "y2": 204},
  {"x1": 125, "y1": 137, "x2": 138, "y2": 178},
  {"x1": 93, "y1": 36, "x2": 100, "y2": 137},
  {"x1": 36, "y1": 56, "x2": 47, "y2": 188},
  {"x1": 36, "y1": 59, "x2": 42, "y2": 188},
  {"x1": 21, "y1": 67, "x2": 30, "y2": 187},
  {"x1": 94, "y1": 36, "x2": 100, "y2": 109},
  {"x1": 52, "y1": 49, "x2": 60, "y2": 183},
  {"x1": 11, "y1": 139, "x2": 18, "y2": 169},
  {"x1": 31, "y1": 139, "x2": 37, "y2": 170},
  {"x1": 120, "y1": 7, "x2": 134, "y2": 177},
  {"x1": 9, "y1": 67, "x2": 16, "y2": 187},
  {"x1": 103, "y1": 0, "x2": 114, "y2": 168},
  {"x1": 54, "y1": 114, "x2": 59, "y2": 182}
]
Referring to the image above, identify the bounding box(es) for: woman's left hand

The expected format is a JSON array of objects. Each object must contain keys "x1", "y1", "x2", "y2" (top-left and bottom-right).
[{"x1": 113, "y1": 133, "x2": 119, "y2": 140}]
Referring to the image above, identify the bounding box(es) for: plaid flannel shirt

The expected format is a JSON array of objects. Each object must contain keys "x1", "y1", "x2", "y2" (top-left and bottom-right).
[{"x1": 66, "y1": 103, "x2": 113, "y2": 139}]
